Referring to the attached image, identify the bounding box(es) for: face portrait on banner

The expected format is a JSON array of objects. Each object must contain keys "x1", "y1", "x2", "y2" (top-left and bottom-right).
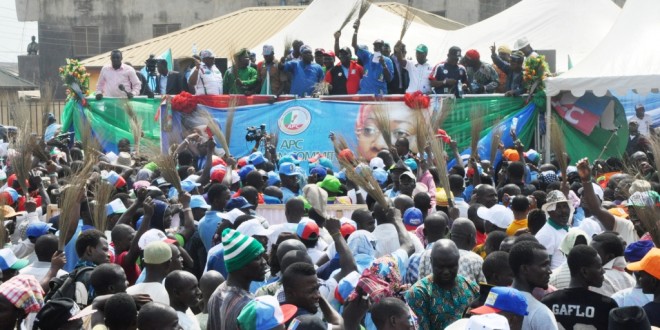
[{"x1": 354, "y1": 103, "x2": 422, "y2": 161}]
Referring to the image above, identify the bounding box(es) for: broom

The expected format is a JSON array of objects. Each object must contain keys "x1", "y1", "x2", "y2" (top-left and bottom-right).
[
  {"x1": 357, "y1": 0, "x2": 372, "y2": 20},
  {"x1": 399, "y1": 0, "x2": 415, "y2": 41},
  {"x1": 648, "y1": 135, "x2": 660, "y2": 177},
  {"x1": 414, "y1": 110, "x2": 428, "y2": 157},
  {"x1": 10, "y1": 107, "x2": 32, "y2": 195},
  {"x1": 550, "y1": 116, "x2": 568, "y2": 185},
  {"x1": 470, "y1": 111, "x2": 484, "y2": 161},
  {"x1": 634, "y1": 204, "x2": 660, "y2": 248},
  {"x1": 283, "y1": 37, "x2": 292, "y2": 58},
  {"x1": 155, "y1": 144, "x2": 182, "y2": 193},
  {"x1": 224, "y1": 96, "x2": 238, "y2": 148},
  {"x1": 431, "y1": 96, "x2": 455, "y2": 130},
  {"x1": 423, "y1": 118, "x2": 454, "y2": 208},
  {"x1": 313, "y1": 81, "x2": 331, "y2": 96},
  {"x1": 372, "y1": 104, "x2": 393, "y2": 150},
  {"x1": 339, "y1": 0, "x2": 361, "y2": 31},
  {"x1": 91, "y1": 180, "x2": 115, "y2": 232},
  {"x1": 338, "y1": 158, "x2": 388, "y2": 207},
  {"x1": 58, "y1": 152, "x2": 96, "y2": 249},
  {"x1": 129, "y1": 115, "x2": 143, "y2": 155},
  {"x1": 489, "y1": 124, "x2": 504, "y2": 164}
]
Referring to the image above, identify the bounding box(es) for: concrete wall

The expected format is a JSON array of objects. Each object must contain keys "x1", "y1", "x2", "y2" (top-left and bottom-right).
[{"x1": 17, "y1": 55, "x2": 40, "y2": 84}]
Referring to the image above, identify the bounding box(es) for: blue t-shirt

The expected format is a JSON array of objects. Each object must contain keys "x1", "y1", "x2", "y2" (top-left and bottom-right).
[
  {"x1": 356, "y1": 48, "x2": 393, "y2": 95},
  {"x1": 63, "y1": 220, "x2": 84, "y2": 273},
  {"x1": 198, "y1": 211, "x2": 225, "y2": 252},
  {"x1": 283, "y1": 60, "x2": 324, "y2": 96}
]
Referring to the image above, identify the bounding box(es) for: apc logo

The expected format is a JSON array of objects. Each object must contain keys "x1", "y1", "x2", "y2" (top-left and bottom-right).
[{"x1": 278, "y1": 106, "x2": 311, "y2": 135}]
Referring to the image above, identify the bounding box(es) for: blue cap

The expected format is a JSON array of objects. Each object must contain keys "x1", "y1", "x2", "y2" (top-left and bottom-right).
[
  {"x1": 625, "y1": 240, "x2": 655, "y2": 262},
  {"x1": 471, "y1": 286, "x2": 529, "y2": 316},
  {"x1": 279, "y1": 162, "x2": 300, "y2": 177},
  {"x1": 263, "y1": 195, "x2": 282, "y2": 204},
  {"x1": 226, "y1": 197, "x2": 253, "y2": 211},
  {"x1": 372, "y1": 168, "x2": 388, "y2": 186},
  {"x1": 190, "y1": 195, "x2": 211, "y2": 210},
  {"x1": 404, "y1": 158, "x2": 418, "y2": 171},
  {"x1": 310, "y1": 166, "x2": 327, "y2": 181},
  {"x1": 318, "y1": 158, "x2": 334, "y2": 172},
  {"x1": 26, "y1": 222, "x2": 55, "y2": 238},
  {"x1": 267, "y1": 171, "x2": 281, "y2": 186},
  {"x1": 181, "y1": 178, "x2": 201, "y2": 192},
  {"x1": 335, "y1": 170, "x2": 346, "y2": 181},
  {"x1": 248, "y1": 152, "x2": 266, "y2": 166},
  {"x1": 239, "y1": 165, "x2": 256, "y2": 181},
  {"x1": 278, "y1": 156, "x2": 294, "y2": 167},
  {"x1": 403, "y1": 207, "x2": 423, "y2": 230}
]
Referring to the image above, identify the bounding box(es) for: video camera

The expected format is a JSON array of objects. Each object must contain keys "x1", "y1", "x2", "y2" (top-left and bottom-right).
[
  {"x1": 245, "y1": 124, "x2": 267, "y2": 142},
  {"x1": 55, "y1": 132, "x2": 75, "y2": 145}
]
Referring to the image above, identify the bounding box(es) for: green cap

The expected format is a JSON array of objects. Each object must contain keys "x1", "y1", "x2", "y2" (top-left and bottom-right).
[
  {"x1": 143, "y1": 162, "x2": 158, "y2": 172},
  {"x1": 416, "y1": 44, "x2": 428, "y2": 53},
  {"x1": 317, "y1": 175, "x2": 343, "y2": 194}
]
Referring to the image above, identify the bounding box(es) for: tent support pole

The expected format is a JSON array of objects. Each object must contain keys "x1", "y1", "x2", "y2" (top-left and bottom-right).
[{"x1": 544, "y1": 93, "x2": 552, "y2": 162}]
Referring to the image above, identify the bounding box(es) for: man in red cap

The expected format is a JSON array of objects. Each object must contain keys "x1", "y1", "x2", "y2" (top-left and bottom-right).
[{"x1": 463, "y1": 49, "x2": 499, "y2": 94}]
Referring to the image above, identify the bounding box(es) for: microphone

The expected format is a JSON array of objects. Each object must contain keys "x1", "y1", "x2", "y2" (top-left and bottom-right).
[{"x1": 118, "y1": 84, "x2": 132, "y2": 98}]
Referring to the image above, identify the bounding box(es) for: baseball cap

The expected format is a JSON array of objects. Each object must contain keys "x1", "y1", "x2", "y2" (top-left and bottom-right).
[
  {"x1": 279, "y1": 162, "x2": 300, "y2": 177},
  {"x1": 627, "y1": 247, "x2": 660, "y2": 280},
  {"x1": 262, "y1": 45, "x2": 274, "y2": 56},
  {"x1": 33, "y1": 298, "x2": 98, "y2": 330},
  {"x1": 248, "y1": 152, "x2": 266, "y2": 166},
  {"x1": 237, "y1": 295, "x2": 297, "y2": 330},
  {"x1": 267, "y1": 171, "x2": 281, "y2": 186},
  {"x1": 372, "y1": 168, "x2": 388, "y2": 185},
  {"x1": 106, "y1": 198, "x2": 128, "y2": 216},
  {"x1": 625, "y1": 240, "x2": 655, "y2": 263},
  {"x1": 143, "y1": 241, "x2": 173, "y2": 264},
  {"x1": 211, "y1": 165, "x2": 227, "y2": 183},
  {"x1": 503, "y1": 149, "x2": 520, "y2": 161},
  {"x1": 338, "y1": 149, "x2": 356, "y2": 164},
  {"x1": 477, "y1": 205, "x2": 514, "y2": 229},
  {"x1": 237, "y1": 157, "x2": 249, "y2": 168},
  {"x1": 0, "y1": 248, "x2": 29, "y2": 271},
  {"x1": 317, "y1": 175, "x2": 342, "y2": 194},
  {"x1": 181, "y1": 177, "x2": 201, "y2": 193},
  {"x1": 465, "y1": 49, "x2": 480, "y2": 61},
  {"x1": 373, "y1": 39, "x2": 384, "y2": 45},
  {"x1": 226, "y1": 197, "x2": 253, "y2": 211},
  {"x1": 310, "y1": 166, "x2": 327, "y2": 181},
  {"x1": 318, "y1": 158, "x2": 334, "y2": 171},
  {"x1": 314, "y1": 48, "x2": 325, "y2": 55},
  {"x1": 137, "y1": 228, "x2": 177, "y2": 250},
  {"x1": 190, "y1": 195, "x2": 211, "y2": 210},
  {"x1": 300, "y1": 45, "x2": 313, "y2": 53},
  {"x1": 296, "y1": 218, "x2": 319, "y2": 241},
  {"x1": 133, "y1": 180, "x2": 151, "y2": 190},
  {"x1": 239, "y1": 164, "x2": 256, "y2": 181},
  {"x1": 369, "y1": 157, "x2": 385, "y2": 170},
  {"x1": 200, "y1": 49, "x2": 215, "y2": 59},
  {"x1": 403, "y1": 207, "x2": 423, "y2": 231},
  {"x1": 416, "y1": 44, "x2": 428, "y2": 53},
  {"x1": 400, "y1": 171, "x2": 416, "y2": 181},
  {"x1": 340, "y1": 218, "x2": 357, "y2": 238},
  {"x1": 471, "y1": 286, "x2": 529, "y2": 316},
  {"x1": 466, "y1": 314, "x2": 510, "y2": 330},
  {"x1": 448, "y1": 46, "x2": 461, "y2": 57},
  {"x1": 237, "y1": 219, "x2": 270, "y2": 238},
  {"x1": 404, "y1": 158, "x2": 417, "y2": 171},
  {"x1": 26, "y1": 222, "x2": 56, "y2": 239}
]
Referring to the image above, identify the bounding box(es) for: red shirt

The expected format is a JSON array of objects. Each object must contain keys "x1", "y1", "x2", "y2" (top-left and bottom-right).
[
  {"x1": 231, "y1": 189, "x2": 265, "y2": 204},
  {"x1": 325, "y1": 61, "x2": 363, "y2": 95},
  {"x1": 115, "y1": 250, "x2": 141, "y2": 285}
]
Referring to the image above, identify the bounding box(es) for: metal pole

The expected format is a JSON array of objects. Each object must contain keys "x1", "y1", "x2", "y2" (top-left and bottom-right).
[{"x1": 544, "y1": 93, "x2": 552, "y2": 163}]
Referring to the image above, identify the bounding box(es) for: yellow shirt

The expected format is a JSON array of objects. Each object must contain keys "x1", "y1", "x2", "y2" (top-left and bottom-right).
[{"x1": 506, "y1": 219, "x2": 528, "y2": 236}]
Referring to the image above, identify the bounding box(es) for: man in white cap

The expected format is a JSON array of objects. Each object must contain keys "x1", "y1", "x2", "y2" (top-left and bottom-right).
[
  {"x1": 628, "y1": 104, "x2": 653, "y2": 137},
  {"x1": 257, "y1": 45, "x2": 284, "y2": 95},
  {"x1": 187, "y1": 49, "x2": 223, "y2": 95},
  {"x1": 513, "y1": 37, "x2": 538, "y2": 58},
  {"x1": 536, "y1": 190, "x2": 574, "y2": 269}
]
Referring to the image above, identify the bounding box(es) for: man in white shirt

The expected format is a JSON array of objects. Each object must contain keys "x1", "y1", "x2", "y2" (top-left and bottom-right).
[
  {"x1": 126, "y1": 241, "x2": 172, "y2": 304},
  {"x1": 590, "y1": 232, "x2": 636, "y2": 296},
  {"x1": 187, "y1": 49, "x2": 223, "y2": 95},
  {"x1": 393, "y1": 42, "x2": 433, "y2": 94},
  {"x1": 628, "y1": 104, "x2": 653, "y2": 137},
  {"x1": 165, "y1": 270, "x2": 202, "y2": 330},
  {"x1": 535, "y1": 190, "x2": 573, "y2": 269},
  {"x1": 19, "y1": 234, "x2": 67, "y2": 281}
]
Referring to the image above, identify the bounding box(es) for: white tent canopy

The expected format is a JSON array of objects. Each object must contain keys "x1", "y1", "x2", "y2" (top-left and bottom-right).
[
  {"x1": 251, "y1": 0, "x2": 448, "y2": 62},
  {"x1": 435, "y1": 0, "x2": 620, "y2": 73},
  {"x1": 546, "y1": 0, "x2": 660, "y2": 96}
]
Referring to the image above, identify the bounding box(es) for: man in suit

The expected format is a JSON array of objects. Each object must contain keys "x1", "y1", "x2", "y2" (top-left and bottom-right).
[{"x1": 156, "y1": 59, "x2": 183, "y2": 95}]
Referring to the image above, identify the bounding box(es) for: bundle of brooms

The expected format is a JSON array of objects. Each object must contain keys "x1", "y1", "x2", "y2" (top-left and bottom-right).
[
  {"x1": 90, "y1": 179, "x2": 115, "y2": 232},
  {"x1": 372, "y1": 104, "x2": 393, "y2": 150},
  {"x1": 399, "y1": 0, "x2": 415, "y2": 41},
  {"x1": 550, "y1": 116, "x2": 569, "y2": 185},
  {"x1": 338, "y1": 157, "x2": 388, "y2": 207}
]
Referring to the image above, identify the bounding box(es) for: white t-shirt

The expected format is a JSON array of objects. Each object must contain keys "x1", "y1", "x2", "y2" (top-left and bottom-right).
[
  {"x1": 535, "y1": 223, "x2": 568, "y2": 270},
  {"x1": 177, "y1": 309, "x2": 201, "y2": 330},
  {"x1": 579, "y1": 215, "x2": 639, "y2": 245},
  {"x1": 521, "y1": 291, "x2": 559, "y2": 330},
  {"x1": 628, "y1": 114, "x2": 653, "y2": 136},
  {"x1": 404, "y1": 61, "x2": 433, "y2": 94},
  {"x1": 126, "y1": 282, "x2": 170, "y2": 305},
  {"x1": 192, "y1": 64, "x2": 223, "y2": 95}
]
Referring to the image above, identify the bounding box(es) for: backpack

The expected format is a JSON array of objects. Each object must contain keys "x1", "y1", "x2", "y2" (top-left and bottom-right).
[{"x1": 44, "y1": 266, "x2": 95, "y2": 308}]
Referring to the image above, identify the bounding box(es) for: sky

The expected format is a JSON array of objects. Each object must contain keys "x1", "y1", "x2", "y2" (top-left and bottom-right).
[{"x1": 0, "y1": 1, "x2": 38, "y2": 63}]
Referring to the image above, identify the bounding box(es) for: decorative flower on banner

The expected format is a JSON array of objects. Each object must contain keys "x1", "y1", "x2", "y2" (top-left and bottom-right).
[
  {"x1": 404, "y1": 91, "x2": 430, "y2": 110},
  {"x1": 171, "y1": 92, "x2": 198, "y2": 113},
  {"x1": 59, "y1": 58, "x2": 90, "y2": 102}
]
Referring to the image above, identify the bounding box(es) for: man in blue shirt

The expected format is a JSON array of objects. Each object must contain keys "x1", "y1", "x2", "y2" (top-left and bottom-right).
[
  {"x1": 198, "y1": 183, "x2": 231, "y2": 251},
  {"x1": 279, "y1": 162, "x2": 301, "y2": 202},
  {"x1": 430, "y1": 46, "x2": 468, "y2": 97},
  {"x1": 280, "y1": 45, "x2": 324, "y2": 97},
  {"x1": 351, "y1": 19, "x2": 393, "y2": 95}
]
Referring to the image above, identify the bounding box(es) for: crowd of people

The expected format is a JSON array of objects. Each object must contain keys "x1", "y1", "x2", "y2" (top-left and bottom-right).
[
  {"x1": 1, "y1": 15, "x2": 658, "y2": 330},
  {"x1": 95, "y1": 20, "x2": 529, "y2": 99}
]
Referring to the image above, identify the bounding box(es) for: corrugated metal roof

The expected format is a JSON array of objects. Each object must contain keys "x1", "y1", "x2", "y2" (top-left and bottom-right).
[
  {"x1": 377, "y1": 2, "x2": 465, "y2": 30},
  {"x1": 0, "y1": 68, "x2": 37, "y2": 89},
  {"x1": 81, "y1": 6, "x2": 305, "y2": 68},
  {"x1": 81, "y1": 3, "x2": 463, "y2": 68}
]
